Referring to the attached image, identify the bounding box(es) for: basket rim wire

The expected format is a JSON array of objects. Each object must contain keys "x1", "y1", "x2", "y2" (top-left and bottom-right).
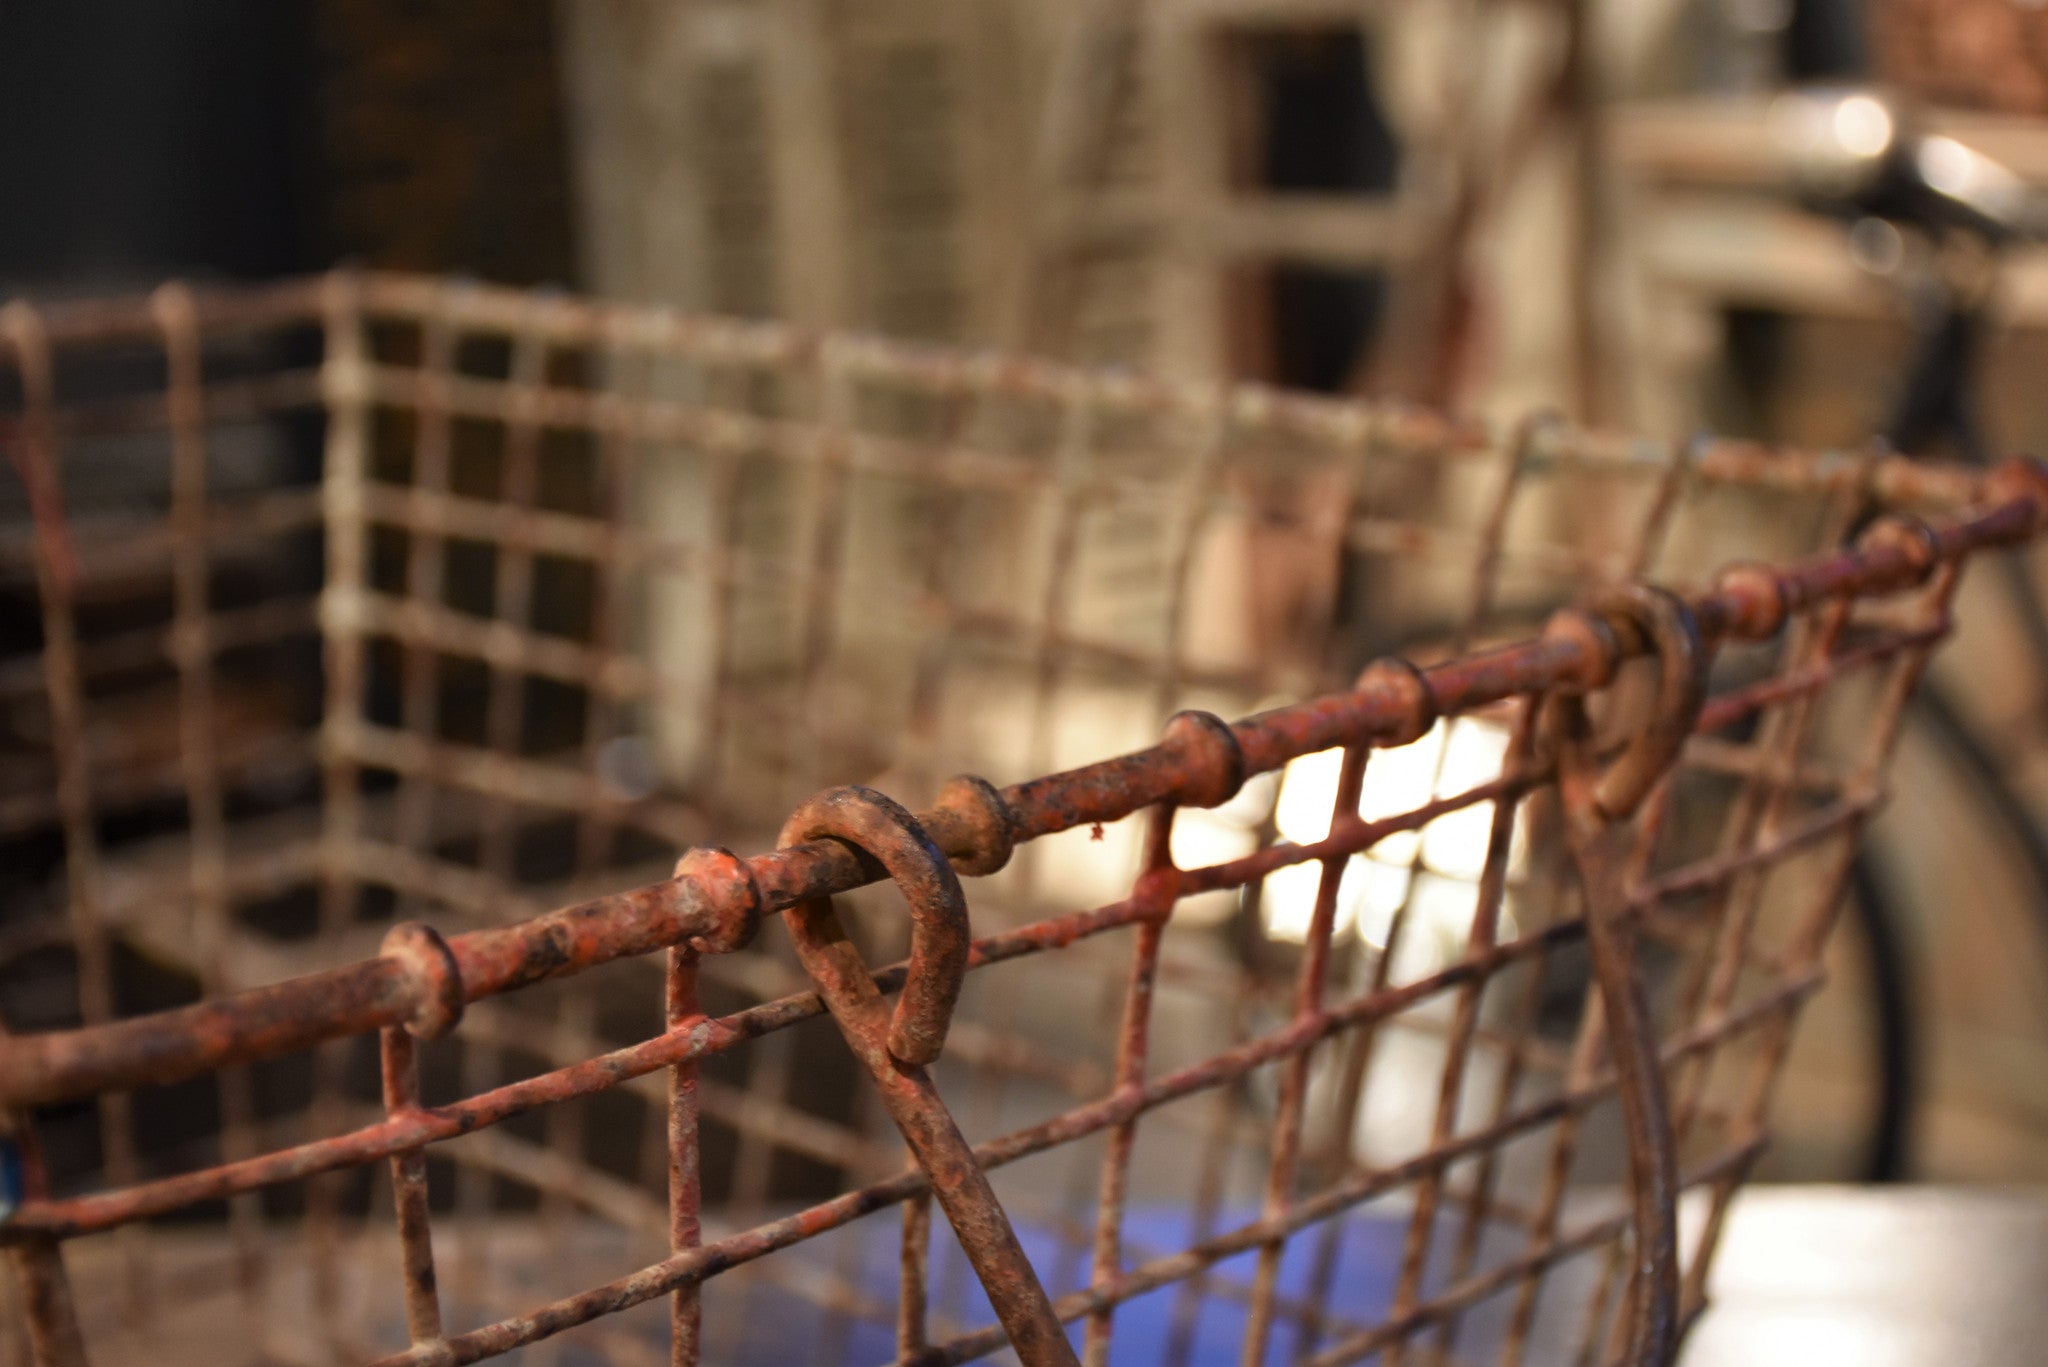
[
  {"x1": 2, "y1": 271, "x2": 2046, "y2": 1367},
  {"x1": 0, "y1": 270, "x2": 2001, "y2": 506}
]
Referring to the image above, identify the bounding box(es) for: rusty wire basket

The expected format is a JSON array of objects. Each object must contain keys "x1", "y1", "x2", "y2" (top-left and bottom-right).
[{"x1": 1, "y1": 272, "x2": 2043, "y2": 1367}]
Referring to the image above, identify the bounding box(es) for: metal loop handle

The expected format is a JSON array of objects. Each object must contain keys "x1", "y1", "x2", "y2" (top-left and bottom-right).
[
  {"x1": 1541, "y1": 585, "x2": 1709, "y2": 1367},
  {"x1": 779, "y1": 785, "x2": 970, "y2": 1066},
  {"x1": 776, "y1": 786, "x2": 1078, "y2": 1366},
  {"x1": 1546, "y1": 585, "x2": 1710, "y2": 826}
]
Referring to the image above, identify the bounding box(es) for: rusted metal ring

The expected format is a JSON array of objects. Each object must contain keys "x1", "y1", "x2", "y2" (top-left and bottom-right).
[
  {"x1": 380, "y1": 922, "x2": 464, "y2": 1040},
  {"x1": 1713, "y1": 563, "x2": 1790, "y2": 639},
  {"x1": 1547, "y1": 585, "x2": 1709, "y2": 825},
  {"x1": 1855, "y1": 513, "x2": 1941, "y2": 589},
  {"x1": 778, "y1": 786, "x2": 1075, "y2": 1364},
  {"x1": 1162, "y1": 710, "x2": 1246, "y2": 808},
  {"x1": 672, "y1": 846, "x2": 762, "y2": 955},
  {"x1": 1543, "y1": 606, "x2": 1625, "y2": 692},
  {"x1": 778, "y1": 786, "x2": 969, "y2": 1066},
  {"x1": 1986, "y1": 455, "x2": 2048, "y2": 531},
  {"x1": 1354, "y1": 657, "x2": 1437, "y2": 746},
  {"x1": 930, "y1": 774, "x2": 1017, "y2": 876}
]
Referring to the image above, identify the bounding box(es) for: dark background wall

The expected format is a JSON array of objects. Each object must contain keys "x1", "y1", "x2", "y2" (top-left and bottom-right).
[
  {"x1": 0, "y1": 0, "x2": 574, "y2": 295},
  {"x1": 0, "y1": 2, "x2": 317, "y2": 290}
]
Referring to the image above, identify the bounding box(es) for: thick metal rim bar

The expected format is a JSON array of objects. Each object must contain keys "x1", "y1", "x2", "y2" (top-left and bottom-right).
[{"x1": 0, "y1": 467, "x2": 2040, "y2": 1116}]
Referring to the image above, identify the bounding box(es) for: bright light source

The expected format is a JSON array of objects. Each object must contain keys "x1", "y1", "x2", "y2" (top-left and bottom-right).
[
  {"x1": 1915, "y1": 133, "x2": 2026, "y2": 229},
  {"x1": 1832, "y1": 94, "x2": 1893, "y2": 159},
  {"x1": 1211, "y1": 768, "x2": 1281, "y2": 829},
  {"x1": 1170, "y1": 807, "x2": 1258, "y2": 870},
  {"x1": 1170, "y1": 808, "x2": 1260, "y2": 928},
  {"x1": 1358, "y1": 722, "x2": 1449, "y2": 864},
  {"x1": 1273, "y1": 715, "x2": 1528, "y2": 1168},
  {"x1": 1770, "y1": 87, "x2": 1896, "y2": 201},
  {"x1": 1917, "y1": 134, "x2": 1974, "y2": 197},
  {"x1": 1355, "y1": 860, "x2": 1413, "y2": 948},
  {"x1": 1420, "y1": 719, "x2": 1510, "y2": 880},
  {"x1": 1261, "y1": 859, "x2": 1356, "y2": 944},
  {"x1": 1261, "y1": 716, "x2": 1521, "y2": 950},
  {"x1": 1274, "y1": 745, "x2": 1349, "y2": 845}
]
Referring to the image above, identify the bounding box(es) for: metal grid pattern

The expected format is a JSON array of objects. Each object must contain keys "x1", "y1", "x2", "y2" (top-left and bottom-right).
[{"x1": 0, "y1": 272, "x2": 2041, "y2": 1367}]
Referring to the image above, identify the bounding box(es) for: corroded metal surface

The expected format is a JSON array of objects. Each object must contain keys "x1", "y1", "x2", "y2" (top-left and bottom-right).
[
  {"x1": 2, "y1": 487, "x2": 2034, "y2": 1121},
  {"x1": 0, "y1": 272, "x2": 2041, "y2": 1367}
]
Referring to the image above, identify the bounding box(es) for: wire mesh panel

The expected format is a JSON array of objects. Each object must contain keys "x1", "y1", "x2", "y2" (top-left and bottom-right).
[{"x1": 0, "y1": 272, "x2": 2042, "y2": 1367}]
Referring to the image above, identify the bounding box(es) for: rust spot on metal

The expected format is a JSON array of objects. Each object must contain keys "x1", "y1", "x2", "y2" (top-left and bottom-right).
[{"x1": 776, "y1": 787, "x2": 1075, "y2": 1365}]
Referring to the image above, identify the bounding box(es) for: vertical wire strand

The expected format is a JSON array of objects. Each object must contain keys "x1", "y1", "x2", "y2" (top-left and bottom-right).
[
  {"x1": 896, "y1": 1188, "x2": 933, "y2": 1360},
  {"x1": 1161, "y1": 992, "x2": 1260, "y2": 1367},
  {"x1": 1019, "y1": 373, "x2": 1098, "y2": 896},
  {"x1": 476, "y1": 309, "x2": 576, "y2": 1367},
  {"x1": 1148, "y1": 392, "x2": 1231, "y2": 721},
  {"x1": 576, "y1": 322, "x2": 659, "y2": 1324},
  {"x1": 476, "y1": 310, "x2": 552, "y2": 881},
  {"x1": 1379, "y1": 702, "x2": 1540, "y2": 1363},
  {"x1": 781, "y1": 337, "x2": 855, "y2": 811},
  {"x1": 1279, "y1": 406, "x2": 1391, "y2": 1359},
  {"x1": 685, "y1": 356, "x2": 746, "y2": 807},
  {"x1": 391, "y1": 291, "x2": 457, "y2": 883},
  {"x1": 572, "y1": 323, "x2": 645, "y2": 893},
  {"x1": 312, "y1": 269, "x2": 373, "y2": 1356},
  {"x1": 0, "y1": 301, "x2": 152, "y2": 1330},
  {"x1": 891, "y1": 360, "x2": 987, "y2": 798},
  {"x1": 1048, "y1": 962, "x2": 1136, "y2": 1311},
  {"x1": 381, "y1": 1026, "x2": 444, "y2": 1345},
  {"x1": 1081, "y1": 388, "x2": 1229, "y2": 1365},
  {"x1": 398, "y1": 293, "x2": 494, "y2": 1318},
  {"x1": 154, "y1": 282, "x2": 270, "y2": 1336},
  {"x1": 3, "y1": 1021, "x2": 90, "y2": 1367},
  {"x1": 1082, "y1": 805, "x2": 1179, "y2": 1365},
  {"x1": 667, "y1": 946, "x2": 704, "y2": 1366},
  {"x1": 1239, "y1": 740, "x2": 1373, "y2": 1365},
  {"x1": 1620, "y1": 434, "x2": 1697, "y2": 581}
]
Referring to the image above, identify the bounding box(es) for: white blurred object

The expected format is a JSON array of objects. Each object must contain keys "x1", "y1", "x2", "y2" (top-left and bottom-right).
[
  {"x1": 1769, "y1": 86, "x2": 1900, "y2": 202},
  {"x1": 1261, "y1": 717, "x2": 1519, "y2": 961},
  {"x1": 1262, "y1": 715, "x2": 1524, "y2": 1169},
  {"x1": 1684, "y1": 1187, "x2": 2048, "y2": 1366}
]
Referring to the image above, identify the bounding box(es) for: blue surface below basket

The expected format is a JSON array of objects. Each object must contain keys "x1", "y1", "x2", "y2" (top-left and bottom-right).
[{"x1": 728, "y1": 1204, "x2": 1416, "y2": 1365}]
